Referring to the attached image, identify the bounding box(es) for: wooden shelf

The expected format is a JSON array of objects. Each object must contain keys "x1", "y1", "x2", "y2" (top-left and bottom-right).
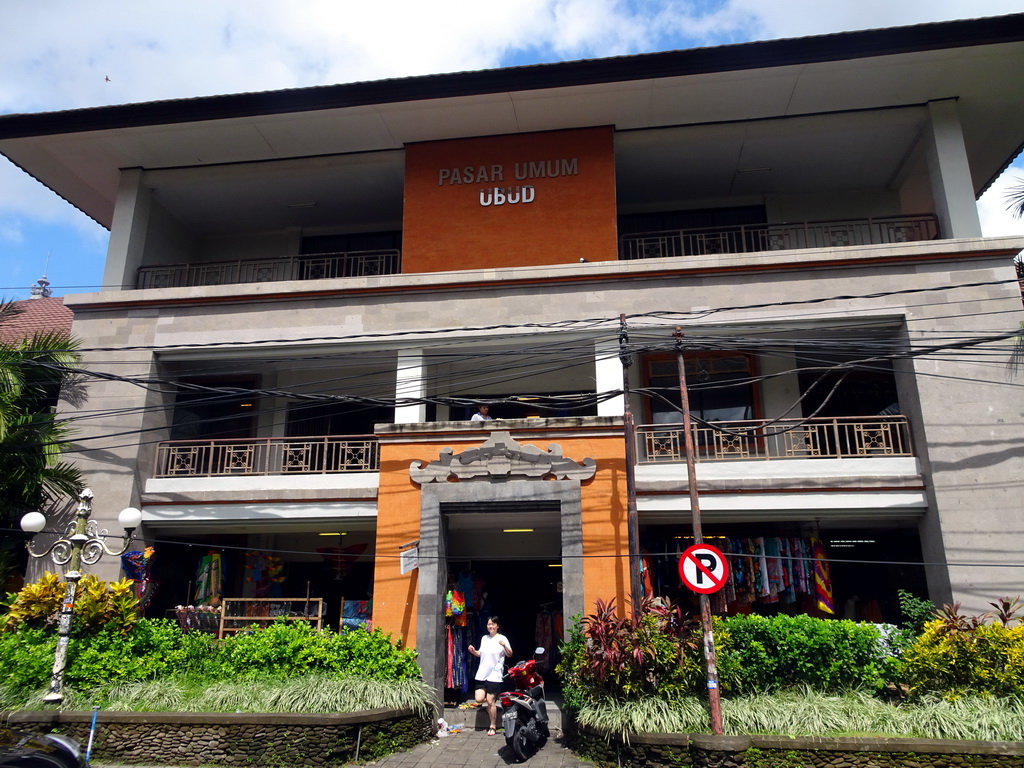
[{"x1": 218, "y1": 597, "x2": 323, "y2": 638}]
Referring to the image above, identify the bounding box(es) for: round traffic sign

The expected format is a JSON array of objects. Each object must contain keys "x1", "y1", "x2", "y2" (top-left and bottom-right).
[{"x1": 678, "y1": 543, "x2": 729, "y2": 594}]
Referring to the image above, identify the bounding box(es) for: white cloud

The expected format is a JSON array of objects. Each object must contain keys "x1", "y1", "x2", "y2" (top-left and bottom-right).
[
  {"x1": 0, "y1": 0, "x2": 1021, "y2": 295},
  {"x1": 715, "y1": 0, "x2": 1024, "y2": 41},
  {"x1": 0, "y1": 220, "x2": 23, "y2": 245},
  {"x1": 2, "y1": 1, "x2": 1019, "y2": 113},
  {"x1": 0, "y1": 158, "x2": 103, "y2": 237}
]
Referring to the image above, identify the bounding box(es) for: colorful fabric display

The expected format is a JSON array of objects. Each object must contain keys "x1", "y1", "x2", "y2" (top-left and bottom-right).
[
  {"x1": 121, "y1": 547, "x2": 154, "y2": 581},
  {"x1": 194, "y1": 552, "x2": 223, "y2": 604},
  {"x1": 811, "y1": 537, "x2": 835, "y2": 614},
  {"x1": 245, "y1": 551, "x2": 286, "y2": 597}
]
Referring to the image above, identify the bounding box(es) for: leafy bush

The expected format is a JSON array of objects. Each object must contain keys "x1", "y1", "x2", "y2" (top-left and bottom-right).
[
  {"x1": 0, "y1": 626, "x2": 55, "y2": 691},
  {"x1": 560, "y1": 604, "x2": 887, "y2": 705},
  {"x1": 897, "y1": 589, "x2": 935, "y2": 634},
  {"x1": 0, "y1": 610, "x2": 419, "y2": 707},
  {"x1": 212, "y1": 620, "x2": 420, "y2": 681},
  {"x1": 901, "y1": 619, "x2": 1024, "y2": 699},
  {"x1": 324, "y1": 624, "x2": 421, "y2": 680},
  {"x1": 1, "y1": 572, "x2": 139, "y2": 634},
  {"x1": 0, "y1": 617, "x2": 211, "y2": 695},
  {"x1": 715, "y1": 614, "x2": 885, "y2": 695}
]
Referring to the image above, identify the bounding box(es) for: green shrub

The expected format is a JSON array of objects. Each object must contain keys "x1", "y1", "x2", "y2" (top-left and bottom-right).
[
  {"x1": 901, "y1": 619, "x2": 1024, "y2": 699},
  {"x1": 560, "y1": 605, "x2": 887, "y2": 705},
  {"x1": 0, "y1": 626, "x2": 55, "y2": 691},
  {"x1": 326, "y1": 625, "x2": 421, "y2": 680},
  {"x1": 212, "y1": 620, "x2": 420, "y2": 681},
  {"x1": 897, "y1": 589, "x2": 935, "y2": 634},
  {"x1": 714, "y1": 614, "x2": 884, "y2": 694}
]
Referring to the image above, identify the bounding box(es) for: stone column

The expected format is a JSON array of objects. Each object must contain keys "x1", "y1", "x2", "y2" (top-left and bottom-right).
[
  {"x1": 394, "y1": 349, "x2": 427, "y2": 423},
  {"x1": 926, "y1": 99, "x2": 982, "y2": 240},
  {"x1": 103, "y1": 168, "x2": 151, "y2": 292},
  {"x1": 596, "y1": 339, "x2": 625, "y2": 416}
]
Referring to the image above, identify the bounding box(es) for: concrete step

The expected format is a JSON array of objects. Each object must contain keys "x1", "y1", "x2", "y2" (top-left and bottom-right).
[{"x1": 443, "y1": 692, "x2": 564, "y2": 732}]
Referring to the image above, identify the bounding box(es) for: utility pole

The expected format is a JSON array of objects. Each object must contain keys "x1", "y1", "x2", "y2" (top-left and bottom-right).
[
  {"x1": 674, "y1": 327, "x2": 723, "y2": 735},
  {"x1": 619, "y1": 314, "x2": 642, "y2": 613}
]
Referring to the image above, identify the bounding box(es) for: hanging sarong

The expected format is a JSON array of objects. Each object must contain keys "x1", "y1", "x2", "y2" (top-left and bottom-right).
[
  {"x1": 194, "y1": 552, "x2": 222, "y2": 604},
  {"x1": 811, "y1": 537, "x2": 834, "y2": 614}
]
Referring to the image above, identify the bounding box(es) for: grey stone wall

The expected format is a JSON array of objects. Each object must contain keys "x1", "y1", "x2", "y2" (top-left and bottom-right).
[
  {"x1": 567, "y1": 725, "x2": 1024, "y2": 768},
  {"x1": 6, "y1": 709, "x2": 433, "y2": 767}
]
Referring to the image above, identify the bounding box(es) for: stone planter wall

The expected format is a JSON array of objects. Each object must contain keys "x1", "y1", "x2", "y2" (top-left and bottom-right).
[
  {"x1": 5, "y1": 708, "x2": 433, "y2": 766},
  {"x1": 567, "y1": 721, "x2": 1024, "y2": 768}
]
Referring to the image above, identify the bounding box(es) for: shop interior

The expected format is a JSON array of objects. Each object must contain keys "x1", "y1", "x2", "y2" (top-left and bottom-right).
[
  {"x1": 638, "y1": 522, "x2": 928, "y2": 624},
  {"x1": 131, "y1": 512, "x2": 926, "y2": 677},
  {"x1": 139, "y1": 525, "x2": 376, "y2": 634}
]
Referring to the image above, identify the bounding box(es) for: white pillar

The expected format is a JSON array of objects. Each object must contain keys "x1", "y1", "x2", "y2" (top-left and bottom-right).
[
  {"x1": 595, "y1": 339, "x2": 625, "y2": 416},
  {"x1": 103, "y1": 168, "x2": 151, "y2": 292},
  {"x1": 926, "y1": 99, "x2": 982, "y2": 239},
  {"x1": 394, "y1": 350, "x2": 427, "y2": 423}
]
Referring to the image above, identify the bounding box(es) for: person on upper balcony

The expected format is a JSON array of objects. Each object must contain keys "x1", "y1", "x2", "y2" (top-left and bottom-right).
[{"x1": 471, "y1": 405, "x2": 493, "y2": 422}]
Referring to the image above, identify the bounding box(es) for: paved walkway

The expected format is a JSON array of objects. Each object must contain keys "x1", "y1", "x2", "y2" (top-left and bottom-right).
[
  {"x1": 91, "y1": 725, "x2": 593, "y2": 768},
  {"x1": 362, "y1": 724, "x2": 594, "y2": 768}
]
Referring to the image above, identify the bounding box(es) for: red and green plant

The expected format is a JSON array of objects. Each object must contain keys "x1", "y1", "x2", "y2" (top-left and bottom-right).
[{"x1": 558, "y1": 596, "x2": 698, "y2": 707}]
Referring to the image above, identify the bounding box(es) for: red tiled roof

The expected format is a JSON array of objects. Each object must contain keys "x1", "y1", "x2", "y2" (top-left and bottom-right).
[{"x1": 0, "y1": 297, "x2": 73, "y2": 345}]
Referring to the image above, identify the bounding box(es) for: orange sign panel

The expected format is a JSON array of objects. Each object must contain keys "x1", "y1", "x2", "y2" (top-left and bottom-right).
[{"x1": 402, "y1": 127, "x2": 618, "y2": 273}]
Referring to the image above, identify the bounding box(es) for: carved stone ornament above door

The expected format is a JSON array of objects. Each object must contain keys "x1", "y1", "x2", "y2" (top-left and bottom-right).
[{"x1": 410, "y1": 431, "x2": 596, "y2": 484}]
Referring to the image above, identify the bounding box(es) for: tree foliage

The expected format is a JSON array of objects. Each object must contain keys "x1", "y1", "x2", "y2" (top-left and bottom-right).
[{"x1": 0, "y1": 301, "x2": 84, "y2": 582}]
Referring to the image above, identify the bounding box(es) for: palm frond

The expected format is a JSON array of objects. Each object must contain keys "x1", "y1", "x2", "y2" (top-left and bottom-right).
[
  {"x1": 1007, "y1": 179, "x2": 1024, "y2": 219},
  {"x1": 1008, "y1": 322, "x2": 1024, "y2": 379}
]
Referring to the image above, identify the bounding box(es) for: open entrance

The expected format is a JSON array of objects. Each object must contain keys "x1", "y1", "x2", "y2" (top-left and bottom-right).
[{"x1": 440, "y1": 501, "x2": 565, "y2": 704}]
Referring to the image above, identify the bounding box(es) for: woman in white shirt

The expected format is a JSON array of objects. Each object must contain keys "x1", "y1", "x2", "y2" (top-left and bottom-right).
[{"x1": 468, "y1": 616, "x2": 512, "y2": 735}]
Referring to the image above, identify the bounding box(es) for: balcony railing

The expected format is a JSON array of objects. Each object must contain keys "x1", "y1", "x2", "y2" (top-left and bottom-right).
[
  {"x1": 152, "y1": 417, "x2": 911, "y2": 477},
  {"x1": 136, "y1": 249, "x2": 401, "y2": 289},
  {"x1": 153, "y1": 436, "x2": 380, "y2": 478},
  {"x1": 620, "y1": 214, "x2": 938, "y2": 261},
  {"x1": 637, "y1": 416, "x2": 912, "y2": 463}
]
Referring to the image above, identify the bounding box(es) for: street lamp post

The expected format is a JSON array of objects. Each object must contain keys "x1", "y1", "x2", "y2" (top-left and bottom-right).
[{"x1": 20, "y1": 488, "x2": 142, "y2": 703}]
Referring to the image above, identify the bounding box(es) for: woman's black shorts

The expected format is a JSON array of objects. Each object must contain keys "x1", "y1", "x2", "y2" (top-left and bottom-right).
[{"x1": 475, "y1": 680, "x2": 501, "y2": 695}]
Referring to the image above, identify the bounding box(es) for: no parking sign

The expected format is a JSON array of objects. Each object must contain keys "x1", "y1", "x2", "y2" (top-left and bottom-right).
[{"x1": 678, "y1": 543, "x2": 729, "y2": 594}]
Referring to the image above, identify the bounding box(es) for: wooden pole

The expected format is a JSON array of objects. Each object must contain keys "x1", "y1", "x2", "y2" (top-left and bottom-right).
[
  {"x1": 619, "y1": 314, "x2": 643, "y2": 615},
  {"x1": 674, "y1": 327, "x2": 723, "y2": 735}
]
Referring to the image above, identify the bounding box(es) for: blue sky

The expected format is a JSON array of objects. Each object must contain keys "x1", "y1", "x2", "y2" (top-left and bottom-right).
[{"x1": 1, "y1": 0, "x2": 1022, "y2": 301}]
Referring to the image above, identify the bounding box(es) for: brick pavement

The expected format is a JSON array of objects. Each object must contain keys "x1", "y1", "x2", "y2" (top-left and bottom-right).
[{"x1": 363, "y1": 723, "x2": 594, "y2": 768}]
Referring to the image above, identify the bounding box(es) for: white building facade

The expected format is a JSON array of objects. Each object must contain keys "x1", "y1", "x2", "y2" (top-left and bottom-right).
[{"x1": 2, "y1": 14, "x2": 1022, "y2": 692}]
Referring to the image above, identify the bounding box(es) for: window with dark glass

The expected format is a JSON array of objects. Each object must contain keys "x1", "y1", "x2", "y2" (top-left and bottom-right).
[{"x1": 644, "y1": 355, "x2": 757, "y2": 424}]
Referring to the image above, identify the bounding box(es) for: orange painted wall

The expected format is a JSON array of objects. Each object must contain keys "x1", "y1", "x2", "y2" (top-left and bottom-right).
[
  {"x1": 371, "y1": 446, "x2": 424, "y2": 647},
  {"x1": 402, "y1": 127, "x2": 618, "y2": 273},
  {"x1": 371, "y1": 430, "x2": 631, "y2": 649}
]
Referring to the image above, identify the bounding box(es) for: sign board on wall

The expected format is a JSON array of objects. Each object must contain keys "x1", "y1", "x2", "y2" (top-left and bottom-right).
[
  {"x1": 402, "y1": 126, "x2": 618, "y2": 273},
  {"x1": 399, "y1": 546, "x2": 419, "y2": 575}
]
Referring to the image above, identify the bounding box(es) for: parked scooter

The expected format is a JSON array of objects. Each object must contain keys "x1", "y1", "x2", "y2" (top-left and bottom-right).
[{"x1": 500, "y1": 647, "x2": 549, "y2": 762}]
